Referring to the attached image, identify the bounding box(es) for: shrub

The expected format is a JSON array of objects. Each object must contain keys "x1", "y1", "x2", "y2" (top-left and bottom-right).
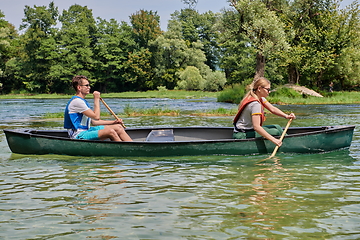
[
  {"x1": 270, "y1": 86, "x2": 301, "y2": 98},
  {"x1": 177, "y1": 66, "x2": 206, "y2": 91},
  {"x1": 204, "y1": 71, "x2": 227, "y2": 91},
  {"x1": 217, "y1": 83, "x2": 247, "y2": 104},
  {"x1": 157, "y1": 86, "x2": 168, "y2": 91}
]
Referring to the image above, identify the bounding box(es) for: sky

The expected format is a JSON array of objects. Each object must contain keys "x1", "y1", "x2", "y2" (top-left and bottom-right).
[
  {"x1": 0, "y1": 0, "x2": 229, "y2": 31},
  {"x1": 0, "y1": 0, "x2": 355, "y2": 31}
]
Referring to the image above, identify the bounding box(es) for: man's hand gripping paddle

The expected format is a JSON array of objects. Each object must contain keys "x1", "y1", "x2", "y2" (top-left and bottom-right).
[{"x1": 100, "y1": 98, "x2": 126, "y2": 129}]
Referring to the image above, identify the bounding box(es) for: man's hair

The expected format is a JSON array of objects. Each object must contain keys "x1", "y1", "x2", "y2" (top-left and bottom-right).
[{"x1": 72, "y1": 75, "x2": 88, "y2": 91}]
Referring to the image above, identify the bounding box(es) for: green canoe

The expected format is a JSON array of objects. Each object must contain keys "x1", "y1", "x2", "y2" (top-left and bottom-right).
[{"x1": 3, "y1": 125, "x2": 355, "y2": 157}]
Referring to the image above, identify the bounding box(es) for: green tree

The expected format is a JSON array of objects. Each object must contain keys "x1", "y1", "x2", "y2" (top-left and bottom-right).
[
  {"x1": 282, "y1": 0, "x2": 360, "y2": 89},
  {"x1": 216, "y1": 9, "x2": 257, "y2": 85},
  {"x1": 227, "y1": 0, "x2": 289, "y2": 80},
  {"x1": 181, "y1": 0, "x2": 198, "y2": 9},
  {"x1": 170, "y1": 9, "x2": 221, "y2": 71},
  {"x1": 93, "y1": 18, "x2": 136, "y2": 92},
  {"x1": 18, "y1": 2, "x2": 59, "y2": 93},
  {"x1": 128, "y1": 10, "x2": 162, "y2": 90},
  {"x1": 203, "y1": 70, "x2": 227, "y2": 91},
  {"x1": 335, "y1": 2, "x2": 360, "y2": 89},
  {"x1": 150, "y1": 21, "x2": 208, "y2": 89},
  {"x1": 0, "y1": 10, "x2": 19, "y2": 93},
  {"x1": 130, "y1": 10, "x2": 162, "y2": 49},
  {"x1": 122, "y1": 48, "x2": 153, "y2": 91},
  {"x1": 177, "y1": 66, "x2": 205, "y2": 90},
  {"x1": 52, "y1": 4, "x2": 97, "y2": 91}
]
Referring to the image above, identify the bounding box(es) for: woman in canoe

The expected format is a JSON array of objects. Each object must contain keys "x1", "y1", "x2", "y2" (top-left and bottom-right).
[
  {"x1": 64, "y1": 75, "x2": 132, "y2": 142},
  {"x1": 233, "y1": 77, "x2": 296, "y2": 147}
]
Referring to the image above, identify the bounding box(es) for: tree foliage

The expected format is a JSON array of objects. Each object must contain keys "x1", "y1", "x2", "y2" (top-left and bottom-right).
[
  {"x1": 0, "y1": 0, "x2": 360, "y2": 94},
  {"x1": 224, "y1": 0, "x2": 288, "y2": 80},
  {"x1": 130, "y1": 10, "x2": 162, "y2": 48},
  {"x1": 0, "y1": 11, "x2": 19, "y2": 93},
  {"x1": 177, "y1": 66, "x2": 205, "y2": 90},
  {"x1": 19, "y1": 2, "x2": 59, "y2": 93},
  {"x1": 93, "y1": 19, "x2": 136, "y2": 92},
  {"x1": 170, "y1": 9, "x2": 221, "y2": 70}
]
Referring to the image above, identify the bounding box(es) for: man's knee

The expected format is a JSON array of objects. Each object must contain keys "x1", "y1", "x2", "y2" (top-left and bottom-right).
[
  {"x1": 108, "y1": 128, "x2": 118, "y2": 137},
  {"x1": 99, "y1": 128, "x2": 116, "y2": 138},
  {"x1": 113, "y1": 125, "x2": 125, "y2": 133}
]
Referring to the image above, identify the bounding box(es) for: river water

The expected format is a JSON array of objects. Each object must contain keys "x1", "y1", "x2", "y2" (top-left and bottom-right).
[{"x1": 0, "y1": 98, "x2": 359, "y2": 239}]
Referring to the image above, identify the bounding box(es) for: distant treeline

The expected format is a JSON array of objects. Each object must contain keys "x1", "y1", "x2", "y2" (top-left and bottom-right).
[{"x1": 0, "y1": 0, "x2": 359, "y2": 94}]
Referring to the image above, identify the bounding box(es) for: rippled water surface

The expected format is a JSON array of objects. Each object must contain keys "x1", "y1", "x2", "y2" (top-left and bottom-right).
[{"x1": 0, "y1": 98, "x2": 360, "y2": 239}]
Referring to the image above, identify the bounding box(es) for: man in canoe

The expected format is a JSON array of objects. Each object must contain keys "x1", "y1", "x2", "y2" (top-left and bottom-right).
[
  {"x1": 233, "y1": 77, "x2": 296, "y2": 147},
  {"x1": 64, "y1": 75, "x2": 132, "y2": 141}
]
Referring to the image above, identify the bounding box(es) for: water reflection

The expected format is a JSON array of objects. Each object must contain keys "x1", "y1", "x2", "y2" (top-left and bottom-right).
[{"x1": 0, "y1": 151, "x2": 358, "y2": 239}]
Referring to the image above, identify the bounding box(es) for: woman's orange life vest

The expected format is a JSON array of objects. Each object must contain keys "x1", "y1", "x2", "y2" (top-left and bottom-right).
[{"x1": 233, "y1": 96, "x2": 266, "y2": 126}]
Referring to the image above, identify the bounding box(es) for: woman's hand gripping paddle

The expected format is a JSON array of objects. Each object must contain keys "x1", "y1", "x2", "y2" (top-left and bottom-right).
[
  {"x1": 269, "y1": 118, "x2": 293, "y2": 158},
  {"x1": 100, "y1": 98, "x2": 126, "y2": 129}
]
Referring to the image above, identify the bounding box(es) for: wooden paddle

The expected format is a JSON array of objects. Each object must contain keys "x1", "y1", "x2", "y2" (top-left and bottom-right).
[
  {"x1": 100, "y1": 97, "x2": 126, "y2": 129},
  {"x1": 269, "y1": 118, "x2": 293, "y2": 158}
]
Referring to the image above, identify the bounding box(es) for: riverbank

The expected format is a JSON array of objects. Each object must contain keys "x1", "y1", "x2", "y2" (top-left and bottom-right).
[
  {"x1": 0, "y1": 90, "x2": 218, "y2": 100},
  {"x1": 268, "y1": 91, "x2": 360, "y2": 105},
  {"x1": 1, "y1": 90, "x2": 359, "y2": 104}
]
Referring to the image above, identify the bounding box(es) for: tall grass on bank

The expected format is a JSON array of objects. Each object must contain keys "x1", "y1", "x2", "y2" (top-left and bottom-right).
[
  {"x1": 268, "y1": 87, "x2": 303, "y2": 104},
  {"x1": 42, "y1": 107, "x2": 236, "y2": 119},
  {"x1": 218, "y1": 85, "x2": 360, "y2": 105},
  {"x1": 43, "y1": 112, "x2": 111, "y2": 119},
  {"x1": 269, "y1": 90, "x2": 360, "y2": 105},
  {"x1": 217, "y1": 84, "x2": 247, "y2": 104},
  {"x1": 0, "y1": 90, "x2": 218, "y2": 100},
  {"x1": 3, "y1": 87, "x2": 360, "y2": 104},
  {"x1": 192, "y1": 108, "x2": 237, "y2": 116},
  {"x1": 103, "y1": 90, "x2": 218, "y2": 99},
  {"x1": 123, "y1": 104, "x2": 180, "y2": 116}
]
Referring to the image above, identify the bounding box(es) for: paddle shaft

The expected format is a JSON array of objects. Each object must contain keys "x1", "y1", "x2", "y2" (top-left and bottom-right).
[
  {"x1": 100, "y1": 98, "x2": 126, "y2": 128},
  {"x1": 269, "y1": 118, "x2": 293, "y2": 158}
]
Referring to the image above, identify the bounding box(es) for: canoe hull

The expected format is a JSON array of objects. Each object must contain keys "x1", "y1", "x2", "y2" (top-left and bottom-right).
[{"x1": 4, "y1": 126, "x2": 355, "y2": 157}]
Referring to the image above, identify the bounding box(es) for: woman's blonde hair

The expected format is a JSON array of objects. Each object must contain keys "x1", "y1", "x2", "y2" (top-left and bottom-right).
[{"x1": 239, "y1": 77, "x2": 270, "y2": 106}]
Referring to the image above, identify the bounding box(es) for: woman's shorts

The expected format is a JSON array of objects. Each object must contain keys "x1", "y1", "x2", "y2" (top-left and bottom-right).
[{"x1": 75, "y1": 126, "x2": 105, "y2": 140}]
